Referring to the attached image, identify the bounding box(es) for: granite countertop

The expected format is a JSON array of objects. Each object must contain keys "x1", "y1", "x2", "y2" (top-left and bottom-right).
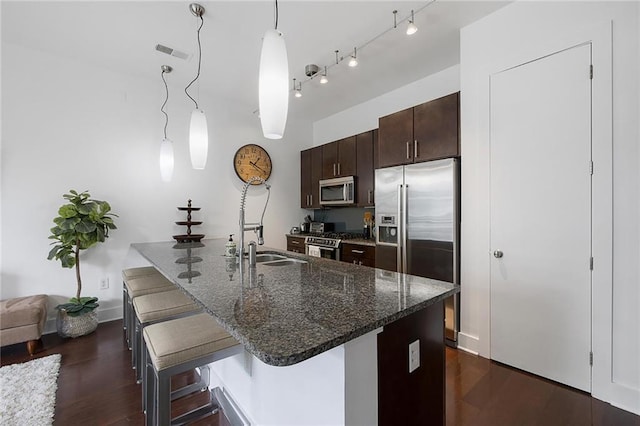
[{"x1": 132, "y1": 238, "x2": 459, "y2": 367}]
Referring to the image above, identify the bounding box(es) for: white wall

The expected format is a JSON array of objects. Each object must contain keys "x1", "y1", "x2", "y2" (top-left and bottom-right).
[
  {"x1": 313, "y1": 65, "x2": 460, "y2": 145},
  {"x1": 0, "y1": 42, "x2": 310, "y2": 326},
  {"x1": 460, "y1": 0, "x2": 639, "y2": 415}
]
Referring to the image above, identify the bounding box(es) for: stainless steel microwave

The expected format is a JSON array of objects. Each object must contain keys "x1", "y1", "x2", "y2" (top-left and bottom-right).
[{"x1": 319, "y1": 176, "x2": 355, "y2": 206}]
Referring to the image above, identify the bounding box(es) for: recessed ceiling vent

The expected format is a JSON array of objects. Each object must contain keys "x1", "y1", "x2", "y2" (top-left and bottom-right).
[{"x1": 155, "y1": 44, "x2": 190, "y2": 60}]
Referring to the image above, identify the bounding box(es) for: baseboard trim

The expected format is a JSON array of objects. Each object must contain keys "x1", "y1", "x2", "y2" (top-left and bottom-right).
[
  {"x1": 43, "y1": 306, "x2": 122, "y2": 335},
  {"x1": 611, "y1": 381, "x2": 640, "y2": 416},
  {"x1": 457, "y1": 332, "x2": 480, "y2": 355}
]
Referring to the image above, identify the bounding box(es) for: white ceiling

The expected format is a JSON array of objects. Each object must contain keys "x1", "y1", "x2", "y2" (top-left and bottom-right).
[{"x1": 1, "y1": 1, "x2": 509, "y2": 123}]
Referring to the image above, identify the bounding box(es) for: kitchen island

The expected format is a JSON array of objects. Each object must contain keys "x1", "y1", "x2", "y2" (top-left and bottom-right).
[{"x1": 132, "y1": 238, "x2": 459, "y2": 425}]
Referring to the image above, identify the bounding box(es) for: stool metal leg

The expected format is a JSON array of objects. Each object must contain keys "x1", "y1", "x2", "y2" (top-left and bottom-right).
[
  {"x1": 157, "y1": 370, "x2": 171, "y2": 426},
  {"x1": 122, "y1": 282, "x2": 128, "y2": 333}
]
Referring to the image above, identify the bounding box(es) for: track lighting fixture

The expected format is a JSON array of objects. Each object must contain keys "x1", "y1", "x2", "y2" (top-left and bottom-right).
[
  {"x1": 320, "y1": 66, "x2": 328, "y2": 84},
  {"x1": 159, "y1": 65, "x2": 174, "y2": 182},
  {"x1": 289, "y1": 2, "x2": 434, "y2": 101},
  {"x1": 406, "y1": 10, "x2": 418, "y2": 35},
  {"x1": 348, "y1": 47, "x2": 358, "y2": 67},
  {"x1": 259, "y1": 0, "x2": 289, "y2": 139},
  {"x1": 185, "y1": 3, "x2": 208, "y2": 170}
]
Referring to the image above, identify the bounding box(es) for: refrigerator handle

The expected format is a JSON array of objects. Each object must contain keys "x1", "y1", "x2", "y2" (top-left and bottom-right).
[
  {"x1": 402, "y1": 184, "x2": 409, "y2": 274},
  {"x1": 397, "y1": 184, "x2": 403, "y2": 272}
]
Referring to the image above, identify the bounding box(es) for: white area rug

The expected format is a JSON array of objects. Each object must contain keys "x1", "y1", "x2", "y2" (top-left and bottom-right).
[{"x1": 0, "y1": 354, "x2": 61, "y2": 425}]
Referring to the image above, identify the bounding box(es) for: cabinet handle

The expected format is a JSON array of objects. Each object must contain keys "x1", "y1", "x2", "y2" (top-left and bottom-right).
[
  {"x1": 367, "y1": 190, "x2": 372, "y2": 204},
  {"x1": 310, "y1": 194, "x2": 313, "y2": 205},
  {"x1": 333, "y1": 163, "x2": 337, "y2": 176},
  {"x1": 338, "y1": 163, "x2": 341, "y2": 175},
  {"x1": 352, "y1": 249, "x2": 364, "y2": 254},
  {"x1": 406, "y1": 141, "x2": 411, "y2": 159},
  {"x1": 414, "y1": 140, "x2": 419, "y2": 158},
  {"x1": 291, "y1": 241, "x2": 300, "y2": 245}
]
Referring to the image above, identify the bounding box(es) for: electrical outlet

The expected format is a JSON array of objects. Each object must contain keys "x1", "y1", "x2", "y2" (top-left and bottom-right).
[
  {"x1": 100, "y1": 277, "x2": 109, "y2": 290},
  {"x1": 409, "y1": 339, "x2": 420, "y2": 373}
]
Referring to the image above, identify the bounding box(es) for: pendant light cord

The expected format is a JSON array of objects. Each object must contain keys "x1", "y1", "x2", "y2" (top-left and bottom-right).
[
  {"x1": 274, "y1": 0, "x2": 279, "y2": 30},
  {"x1": 161, "y1": 69, "x2": 170, "y2": 139},
  {"x1": 185, "y1": 14, "x2": 204, "y2": 110}
]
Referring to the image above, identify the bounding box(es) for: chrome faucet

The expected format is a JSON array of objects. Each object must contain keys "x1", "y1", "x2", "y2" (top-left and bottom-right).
[{"x1": 238, "y1": 176, "x2": 271, "y2": 267}]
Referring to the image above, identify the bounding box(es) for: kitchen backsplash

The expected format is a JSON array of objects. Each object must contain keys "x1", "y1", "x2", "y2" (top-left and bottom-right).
[{"x1": 312, "y1": 207, "x2": 375, "y2": 233}]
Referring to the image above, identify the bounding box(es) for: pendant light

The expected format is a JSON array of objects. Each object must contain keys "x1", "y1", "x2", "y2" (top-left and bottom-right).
[
  {"x1": 185, "y1": 3, "x2": 208, "y2": 169},
  {"x1": 259, "y1": 0, "x2": 289, "y2": 139},
  {"x1": 159, "y1": 65, "x2": 174, "y2": 182}
]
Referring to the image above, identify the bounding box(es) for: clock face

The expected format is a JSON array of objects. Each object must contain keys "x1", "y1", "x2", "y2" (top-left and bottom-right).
[{"x1": 233, "y1": 144, "x2": 272, "y2": 184}]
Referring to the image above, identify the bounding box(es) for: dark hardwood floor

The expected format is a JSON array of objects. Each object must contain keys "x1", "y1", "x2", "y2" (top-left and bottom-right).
[{"x1": 2, "y1": 320, "x2": 639, "y2": 425}]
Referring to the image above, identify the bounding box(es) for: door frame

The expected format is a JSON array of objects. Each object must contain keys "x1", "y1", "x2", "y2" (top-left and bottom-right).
[{"x1": 484, "y1": 22, "x2": 612, "y2": 399}]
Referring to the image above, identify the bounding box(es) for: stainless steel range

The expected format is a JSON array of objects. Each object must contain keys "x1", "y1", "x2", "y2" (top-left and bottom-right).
[
  {"x1": 304, "y1": 232, "x2": 365, "y2": 261},
  {"x1": 305, "y1": 235, "x2": 342, "y2": 260}
]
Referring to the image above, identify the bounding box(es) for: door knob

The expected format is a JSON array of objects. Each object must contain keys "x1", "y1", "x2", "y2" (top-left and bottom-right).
[{"x1": 493, "y1": 250, "x2": 504, "y2": 258}]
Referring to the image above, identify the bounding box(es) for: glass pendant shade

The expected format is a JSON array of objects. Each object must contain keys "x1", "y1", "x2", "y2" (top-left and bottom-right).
[
  {"x1": 259, "y1": 29, "x2": 289, "y2": 140},
  {"x1": 406, "y1": 21, "x2": 418, "y2": 35},
  {"x1": 189, "y1": 108, "x2": 208, "y2": 169},
  {"x1": 159, "y1": 138, "x2": 174, "y2": 182}
]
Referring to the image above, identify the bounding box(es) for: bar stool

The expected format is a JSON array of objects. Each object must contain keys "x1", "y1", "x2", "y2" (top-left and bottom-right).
[
  {"x1": 122, "y1": 267, "x2": 160, "y2": 336},
  {"x1": 143, "y1": 313, "x2": 242, "y2": 426},
  {"x1": 132, "y1": 289, "x2": 201, "y2": 383},
  {"x1": 124, "y1": 273, "x2": 175, "y2": 349}
]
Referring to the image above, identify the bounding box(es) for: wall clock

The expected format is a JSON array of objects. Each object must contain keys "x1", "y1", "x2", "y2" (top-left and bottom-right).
[{"x1": 233, "y1": 144, "x2": 273, "y2": 184}]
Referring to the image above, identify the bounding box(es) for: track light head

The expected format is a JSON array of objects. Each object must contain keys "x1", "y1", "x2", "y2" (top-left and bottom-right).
[
  {"x1": 406, "y1": 10, "x2": 418, "y2": 35},
  {"x1": 348, "y1": 47, "x2": 358, "y2": 67}
]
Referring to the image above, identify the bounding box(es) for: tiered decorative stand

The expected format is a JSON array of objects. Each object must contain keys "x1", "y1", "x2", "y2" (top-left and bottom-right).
[{"x1": 173, "y1": 199, "x2": 205, "y2": 243}]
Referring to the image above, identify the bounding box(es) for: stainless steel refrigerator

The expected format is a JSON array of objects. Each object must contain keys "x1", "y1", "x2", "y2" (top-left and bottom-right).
[{"x1": 375, "y1": 158, "x2": 460, "y2": 346}]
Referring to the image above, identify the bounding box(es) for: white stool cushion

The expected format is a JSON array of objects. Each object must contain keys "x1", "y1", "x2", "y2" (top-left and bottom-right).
[
  {"x1": 133, "y1": 290, "x2": 199, "y2": 323},
  {"x1": 126, "y1": 275, "x2": 175, "y2": 298},
  {"x1": 122, "y1": 266, "x2": 160, "y2": 280},
  {"x1": 144, "y1": 313, "x2": 238, "y2": 371}
]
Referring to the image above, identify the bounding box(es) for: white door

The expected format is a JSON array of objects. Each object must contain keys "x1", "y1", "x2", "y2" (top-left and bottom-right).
[{"x1": 489, "y1": 44, "x2": 592, "y2": 392}]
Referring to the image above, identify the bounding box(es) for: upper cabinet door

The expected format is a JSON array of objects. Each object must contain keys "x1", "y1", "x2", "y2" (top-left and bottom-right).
[
  {"x1": 322, "y1": 141, "x2": 338, "y2": 179},
  {"x1": 310, "y1": 146, "x2": 323, "y2": 208},
  {"x1": 356, "y1": 131, "x2": 375, "y2": 207},
  {"x1": 322, "y1": 137, "x2": 357, "y2": 178},
  {"x1": 300, "y1": 149, "x2": 312, "y2": 208},
  {"x1": 413, "y1": 92, "x2": 460, "y2": 161},
  {"x1": 378, "y1": 107, "x2": 414, "y2": 168},
  {"x1": 337, "y1": 136, "x2": 357, "y2": 177}
]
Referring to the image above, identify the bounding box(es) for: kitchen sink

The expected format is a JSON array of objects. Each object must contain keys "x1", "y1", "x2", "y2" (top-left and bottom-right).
[
  {"x1": 261, "y1": 259, "x2": 307, "y2": 266},
  {"x1": 255, "y1": 254, "x2": 288, "y2": 263},
  {"x1": 255, "y1": 252, "x2": 307, "y2": 266}
]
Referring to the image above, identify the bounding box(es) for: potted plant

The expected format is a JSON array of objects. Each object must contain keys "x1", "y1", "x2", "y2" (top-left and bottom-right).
[{"x1": 48, "y1": 189, "x2": 117, "y2": 338}]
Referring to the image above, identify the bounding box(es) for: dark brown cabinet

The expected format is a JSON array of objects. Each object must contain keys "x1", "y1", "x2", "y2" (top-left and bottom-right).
[
  {"x1": 378, "y1": 92, "x2": 459, "y2": 168},
  {"x1": 356, "y1": 130, "x2": 376, "y2": 207},
  {"x1": 286, "y1": 235, "x2": 306, "y2": 254},
  {"x1": 300, "y1": 146, "x2": 322, "y2": 209},
  {"x1": 322, "y1": 136, "x2": 356, "y2": 179},
  {"x1": 341, "y1": 243, "x2": 375, "y2": 267}
]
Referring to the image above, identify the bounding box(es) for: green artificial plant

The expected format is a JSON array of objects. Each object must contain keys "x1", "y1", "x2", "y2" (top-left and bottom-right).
[{"x1": 48, "y1": 190, "x2": 118, "y2": 316}]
